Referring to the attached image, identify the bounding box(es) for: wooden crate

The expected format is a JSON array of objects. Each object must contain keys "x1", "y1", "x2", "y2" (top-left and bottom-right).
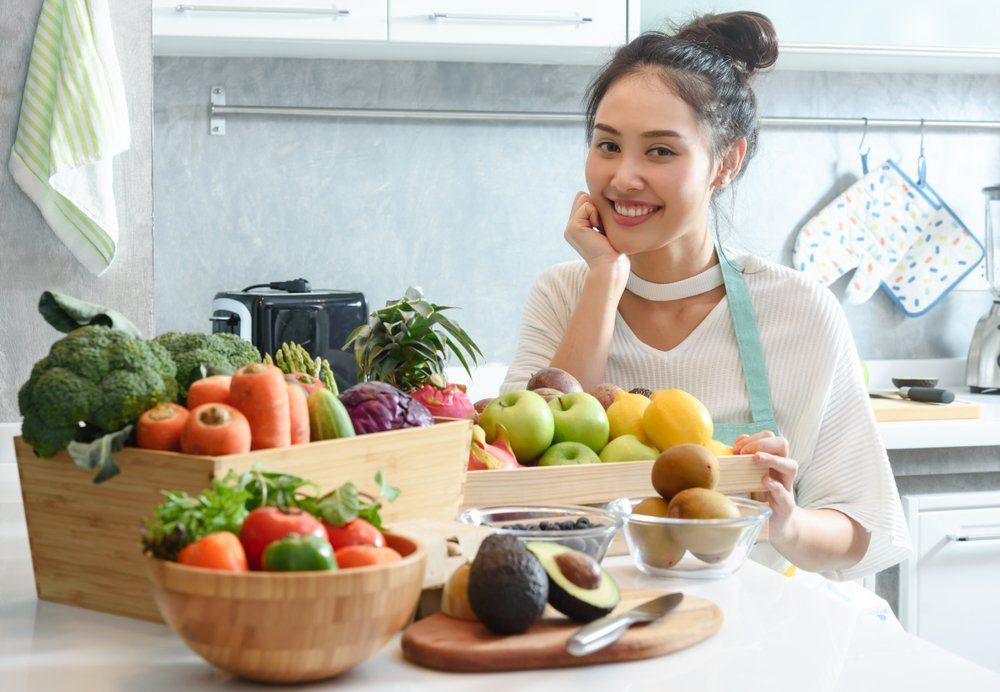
[
  {"x1": 461, "y1": 455, "x2": 766, "y2": 509},
  {"x1": 15, "y1": 419, "x2": 472, "y2": 623}
]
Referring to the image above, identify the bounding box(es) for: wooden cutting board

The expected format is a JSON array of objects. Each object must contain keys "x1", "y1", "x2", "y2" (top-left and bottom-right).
[
  {"x1": 871, "y1": 397, "x2": 981, "y2": 422},
  {"x1": 400, "y1": 589, "x2": 722, "y2": 672}
]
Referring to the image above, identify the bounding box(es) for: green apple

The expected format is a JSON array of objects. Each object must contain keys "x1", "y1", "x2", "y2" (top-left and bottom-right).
[
  {"x1": 548, "y1": 392, "x2": 610, "y2": 453},
  {"x1": 599, "y1": 434, "x2": 660, "y2": 463},
  {"x1": 537, "y1": 441, "x2": 601, "y2": 466},
  {"x1": 479, "y1": 390, "x2": 555, "y2": 464}
]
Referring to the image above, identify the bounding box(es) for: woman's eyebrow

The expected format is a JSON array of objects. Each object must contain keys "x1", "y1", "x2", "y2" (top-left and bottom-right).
[{"x1": 593, "y1": 123, "x2": 684, "y2": 139}]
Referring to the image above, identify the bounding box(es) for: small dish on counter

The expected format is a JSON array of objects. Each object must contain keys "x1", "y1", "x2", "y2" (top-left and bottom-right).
[
  {"x1": 892, "y1": 376, "x2": 939, "y2": 388},
  {"x1": 456, "y1": 504, "x2": 622, "y2": 562},
  {"x1": 607, "y1": 496, "x2": 771, "y2": 579}
]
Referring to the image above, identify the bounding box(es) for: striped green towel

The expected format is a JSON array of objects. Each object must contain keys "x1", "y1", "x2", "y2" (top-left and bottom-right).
[{"x1": 8, "y1": 0, "x2": 130, "y2": 276}]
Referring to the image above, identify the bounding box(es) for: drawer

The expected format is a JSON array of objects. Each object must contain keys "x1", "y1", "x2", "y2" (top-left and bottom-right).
[
  {"x1": 153, "y1": 0, "x2": 388, "y2": 45},
  {"x1": 389, "y1": 0, "x2": 625, "y2": 49}
]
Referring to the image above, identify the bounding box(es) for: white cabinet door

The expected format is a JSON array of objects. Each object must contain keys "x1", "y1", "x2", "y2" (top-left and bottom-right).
[
  {"x1": 901, "y1": 492, "x2": 1000, "y2": 674},
  {"x1": 153, "y1": 0, "x2": 388, "y2": 57},
  {"x1": 635, "y1": 0, "x2": 1000, "y2": 73},
  {"x1": 389, "y1": 0, "x2": 625, "y2": 49}
]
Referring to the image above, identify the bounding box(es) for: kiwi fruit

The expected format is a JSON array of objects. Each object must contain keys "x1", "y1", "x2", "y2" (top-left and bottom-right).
[
  {"x1": 666, "y1": 487, "x2": 743, "y2": 562},
  {"x1": 628, "y1": 496, "x2": 686, "y2": 569},
  {"x1": 650, "y1": 443, "x2": 719, "y2": 500}
]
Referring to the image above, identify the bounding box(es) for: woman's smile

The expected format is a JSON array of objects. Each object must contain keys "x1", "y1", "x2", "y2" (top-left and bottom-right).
[{"x1": 609, "y1": 199, "x2": 662, "y2": 225}]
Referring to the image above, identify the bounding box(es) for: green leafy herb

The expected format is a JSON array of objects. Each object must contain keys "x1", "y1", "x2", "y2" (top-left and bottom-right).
[{"x1": 141, "y1": 471, "x2": 251, "y2": 560}]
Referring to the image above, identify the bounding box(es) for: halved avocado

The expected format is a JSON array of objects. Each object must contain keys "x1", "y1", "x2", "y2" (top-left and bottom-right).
[{"x1": 526, "y1": 541, "x2": 620, "y2": 622}]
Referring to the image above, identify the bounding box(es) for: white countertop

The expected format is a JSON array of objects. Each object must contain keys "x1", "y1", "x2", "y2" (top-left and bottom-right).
[{"x1": 2, "y1": 501, "x2": 998, "y2": 692}]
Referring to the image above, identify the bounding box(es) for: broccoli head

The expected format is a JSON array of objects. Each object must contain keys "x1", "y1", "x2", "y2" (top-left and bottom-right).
[
  {"x1": 152, "y1": 331, "x2": 260, "y2": 402},
  {"x1": 18, "y1": 326, "x2": 179, "y2": 457}
]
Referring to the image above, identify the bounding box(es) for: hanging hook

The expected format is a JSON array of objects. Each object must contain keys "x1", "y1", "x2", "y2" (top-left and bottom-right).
[
  {"x1": 917, "y1": 118, "x2": 927, "y2": 186},
  {"x1": 858, "y1": 117, "x2": 870, "y2": 174}
]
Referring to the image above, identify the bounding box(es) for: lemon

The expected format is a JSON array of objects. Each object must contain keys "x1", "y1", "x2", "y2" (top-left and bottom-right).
[
  {"x1": 642, "y1": 389, "x2": 713, "y2": 451},
  {"x1": 705, "y1": 439, "x2": 733, "y2": 456},
  {"x1": 606, "y1": 390, "x2": 651, "y2": 444}
]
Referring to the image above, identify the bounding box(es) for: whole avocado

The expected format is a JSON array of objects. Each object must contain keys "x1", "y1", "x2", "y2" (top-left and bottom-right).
[{"x1": 466, "y1": 534, "x2": 548, "y2": 634}]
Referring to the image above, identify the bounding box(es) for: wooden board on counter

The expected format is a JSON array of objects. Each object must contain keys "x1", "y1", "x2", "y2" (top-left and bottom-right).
[
  {"x1": 401, "y1": 588, "x2": 722, "y2": 672},
  {"x1": 871, "y1": 397, "x2": 981, "y2": 422}
]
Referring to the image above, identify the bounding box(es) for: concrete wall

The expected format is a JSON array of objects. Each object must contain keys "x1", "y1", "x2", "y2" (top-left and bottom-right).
[{"x1": 0, "y1": 0, "x2": 153, "y2": 422}]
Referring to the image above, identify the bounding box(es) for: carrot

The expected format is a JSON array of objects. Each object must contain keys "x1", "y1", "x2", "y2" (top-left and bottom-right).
[
  {"x1": 230, "y1": 362, "x2": 291, "y2": 450},
  {"x1": 187, "y1": 374, "x2": 233, "y2": 409},
  {"x1": 180, "y1": 403, "x2": 252, "y2": 456},
  {"x1": 287, "y1": 382, "x2": 310, "y2": 445},
  {"x1": 135, "y1": 402, "x2": 189, "y2": 451}
]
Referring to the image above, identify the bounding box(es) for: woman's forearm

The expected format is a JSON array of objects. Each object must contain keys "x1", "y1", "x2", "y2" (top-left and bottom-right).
[
  {"x1": 770, "y1": 507, "x2": 871, "y2": 574},
  {"x1": 550, "y1": 262, "x2": 628, "y2": 391}
]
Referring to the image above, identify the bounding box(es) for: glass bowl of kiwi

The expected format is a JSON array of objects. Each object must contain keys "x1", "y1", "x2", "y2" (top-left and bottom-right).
[
  {"x1": 607, "y1": 494, "x2": 771, "y2": 579},
  {"x1": 456, "y1": 504, "x2": 622, "y2": 562}
]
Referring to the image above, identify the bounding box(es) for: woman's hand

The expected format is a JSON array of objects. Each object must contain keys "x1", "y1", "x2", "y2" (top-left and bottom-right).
[
  {"x1": 732, "y1": 431, "x2": 799, "y2": 545},
  {"x1": 564, "y1": 192, "x2": 627, "y2": 274}
]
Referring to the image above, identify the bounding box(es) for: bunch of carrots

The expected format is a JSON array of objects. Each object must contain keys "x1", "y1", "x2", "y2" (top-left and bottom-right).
[{"x1": 134, "y1": 363, "x2": 310, "y2": 455}]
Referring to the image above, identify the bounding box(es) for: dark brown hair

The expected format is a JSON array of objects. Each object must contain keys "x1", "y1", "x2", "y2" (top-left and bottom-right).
[{"x1": 584, "y1": 12, "x2": 778, "y2": 180}]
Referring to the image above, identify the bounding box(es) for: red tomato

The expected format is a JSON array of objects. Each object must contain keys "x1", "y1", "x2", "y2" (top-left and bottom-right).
[
  {"x1": 322, "y1": 517, "x2": 386, "y2": 551},
  {"x1": 240, "y1": 507, "x2": 327, "y2": 570},
  {"x1": 177, "y1": 531, "x2": 248, "y2": 572},
  {"x1": 334, "y1": 544, "x2": 402, "y2": 569}
]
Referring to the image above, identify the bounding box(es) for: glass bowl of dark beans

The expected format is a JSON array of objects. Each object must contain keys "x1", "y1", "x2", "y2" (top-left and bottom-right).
[{"x1": 456, "y1": 504, "x2": 622, "y2": 562}]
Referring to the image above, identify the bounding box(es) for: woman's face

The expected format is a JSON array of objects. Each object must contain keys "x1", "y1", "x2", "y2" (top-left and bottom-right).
[{"x1": 585, "y1": 71, "x2": 720, "y2": 259}]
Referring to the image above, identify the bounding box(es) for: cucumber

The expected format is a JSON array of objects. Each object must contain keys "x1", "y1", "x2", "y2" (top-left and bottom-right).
[{"x1": 307, "y1": 388, "x2": 356, "y2": 441}]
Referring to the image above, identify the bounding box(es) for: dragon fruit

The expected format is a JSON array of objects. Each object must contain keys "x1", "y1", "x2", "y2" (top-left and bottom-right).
[
  {"x1": 410, "y1": 375, "x2": 478, "y2": 421},
  {"x1": 468, "y1": 424, "x2": 522, "y2": 471}
]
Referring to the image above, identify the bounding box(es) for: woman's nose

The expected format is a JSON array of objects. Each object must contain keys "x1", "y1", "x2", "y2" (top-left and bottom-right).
[{"x1": 610, "y1": 157, "x2": 644, "y2": 192}]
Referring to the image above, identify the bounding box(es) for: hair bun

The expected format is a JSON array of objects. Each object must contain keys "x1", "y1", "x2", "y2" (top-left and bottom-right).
[{"x1": 675, "y1": 11, "x2": 778, "y2": 77}]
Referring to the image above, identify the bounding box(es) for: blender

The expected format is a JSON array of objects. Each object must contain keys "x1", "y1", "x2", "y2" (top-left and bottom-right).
[{"x1": 966, "y1": 184, "x2": 1000, "y2": 393}]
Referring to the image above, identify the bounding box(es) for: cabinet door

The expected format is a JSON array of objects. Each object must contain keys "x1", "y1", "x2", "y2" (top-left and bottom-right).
[
  {"x1": 901, "y1": 493, "x2": 1000, "y2": 674},
  {"x1": 389, "y1": 0, "x2": 625, "y2": 49},
  {"x1": 153, "y1": 0, "x2": 388, "y2": 51}
]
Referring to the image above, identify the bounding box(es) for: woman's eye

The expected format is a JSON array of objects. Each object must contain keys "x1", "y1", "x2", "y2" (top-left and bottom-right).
[
  {"x1": 649, "y1": 146, "x2": 675, "y2": 157},
  {"x1": 596, "y1": 141, "x2": 620, "y2": 154}
]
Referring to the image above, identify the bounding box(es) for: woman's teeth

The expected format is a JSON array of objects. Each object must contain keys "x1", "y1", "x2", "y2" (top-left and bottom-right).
[{"x1": 613, "y1": 202, "x2": 658, "y2": 218}]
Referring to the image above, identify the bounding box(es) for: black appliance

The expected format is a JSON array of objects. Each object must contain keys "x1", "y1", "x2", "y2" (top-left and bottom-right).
[{"x1": 210, "y1": 279, "x2": 367, "y2": 392}]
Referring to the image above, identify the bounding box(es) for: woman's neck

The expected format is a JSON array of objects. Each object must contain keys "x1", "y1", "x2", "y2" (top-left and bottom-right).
[{"x1": 628, "y1": 232, "x2": 718, "y2": 284}]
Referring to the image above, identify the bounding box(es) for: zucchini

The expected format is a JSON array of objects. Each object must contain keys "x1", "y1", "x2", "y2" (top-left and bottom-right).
[{"x1": 307, "y1": 388, "x2": 355, "y2": 441}]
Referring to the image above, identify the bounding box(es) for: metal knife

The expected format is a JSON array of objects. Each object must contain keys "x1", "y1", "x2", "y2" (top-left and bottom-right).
[
  {"x1": 566, "y1": 592, "x2": 684, "y2": 657},
  {"x1": 869, "y1": 386, "x2": 955, "y2": 404}
]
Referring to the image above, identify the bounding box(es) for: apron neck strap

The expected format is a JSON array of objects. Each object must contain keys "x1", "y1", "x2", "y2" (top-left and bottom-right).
[{"x1": 716, "y1": 245, "x2": 777, "y2": 427}]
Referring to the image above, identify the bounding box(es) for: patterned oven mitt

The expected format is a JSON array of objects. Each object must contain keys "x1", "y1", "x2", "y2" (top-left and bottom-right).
[
  {"x1": 881, "y1": 181, "x2": 984, "y2": 316},
  {"x1": 793, "y1": 160, "x2": 936, "y2": 303}
]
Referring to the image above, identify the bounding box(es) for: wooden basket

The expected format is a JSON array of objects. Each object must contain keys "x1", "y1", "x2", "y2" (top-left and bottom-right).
[
  {"x1": 15, "y1": 419, "x2": 471, "y2": 622},
  {"x1": 461, "y1": 455, "x2": 766, "y2": 509}
]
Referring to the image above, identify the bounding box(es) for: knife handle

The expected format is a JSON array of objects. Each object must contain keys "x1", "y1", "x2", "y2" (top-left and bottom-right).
[
  {"x1": 900, "y1": 387, "x2": 955, "y2": 404},
  {"x1": 566, "y1": 614, "x2": 635, "y2": 657}
]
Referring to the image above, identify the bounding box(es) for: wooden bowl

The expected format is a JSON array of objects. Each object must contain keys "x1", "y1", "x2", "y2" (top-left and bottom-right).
[{"x1": 145, "y1": 532, "x2": 426, "y2": 683}]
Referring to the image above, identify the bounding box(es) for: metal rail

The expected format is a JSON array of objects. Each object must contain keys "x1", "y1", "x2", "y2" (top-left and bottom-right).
[{"x1": 207, "y1": 87, "x2": 1000, "y2": 134}]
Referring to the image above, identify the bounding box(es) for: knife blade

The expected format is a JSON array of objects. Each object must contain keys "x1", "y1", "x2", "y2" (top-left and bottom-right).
[
  {"x1": 869, "y1": 386, "x2": 955, "y2": 404},
  {"x1": 566, "y1": 592, "x2": 684, "y2": 657}
]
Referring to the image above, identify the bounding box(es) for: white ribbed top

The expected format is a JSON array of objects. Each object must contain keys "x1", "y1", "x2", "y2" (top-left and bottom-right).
[{"x1": 501, "y1": 254, "x2": 912, "y2": 581}]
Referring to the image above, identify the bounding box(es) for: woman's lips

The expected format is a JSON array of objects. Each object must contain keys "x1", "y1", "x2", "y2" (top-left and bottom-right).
[{"x1": 608, "y1": 199, "x2": 661, "y2": 227}]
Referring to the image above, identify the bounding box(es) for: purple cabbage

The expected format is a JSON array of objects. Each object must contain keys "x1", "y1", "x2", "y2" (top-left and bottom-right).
[{"x1": 338, "y1": 381, "x2": 434, "y2": 434}]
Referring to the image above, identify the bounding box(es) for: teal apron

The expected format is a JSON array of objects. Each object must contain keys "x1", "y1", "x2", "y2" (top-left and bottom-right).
[{"x1": 711, "y1": 251, "x2": 781, "y2": 446}]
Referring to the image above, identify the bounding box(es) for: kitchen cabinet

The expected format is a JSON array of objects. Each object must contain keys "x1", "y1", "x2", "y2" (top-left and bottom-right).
[
  {"x1": 900, "y1": 491, "x2": 1000, "y2": 673},
  {"x1": 152, "y1": 0, "x2": 628, "y2": 65},
  {"x1": 637, "y1": 0, "x2": 1000, "y2": 73},
  {"x1": 152, "y1": 0, "x2": 388, "y2": 58}
]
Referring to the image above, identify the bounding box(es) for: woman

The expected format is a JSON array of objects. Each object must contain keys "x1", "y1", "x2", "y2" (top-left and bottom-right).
[{"x1": 501, "y1": 12, "x2": 911, "y2": 580}]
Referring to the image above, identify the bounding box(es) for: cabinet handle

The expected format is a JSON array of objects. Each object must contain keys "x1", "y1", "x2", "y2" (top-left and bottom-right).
[
  {"x1": 429, "y1": 12, "x2": 592, "y2": 24},
  {"x1": 946, "y1": 533, "x2": 1000, "y2": 542},
  {"x1": 175, "y1": 4, "x2": 350, "y2": 17}
]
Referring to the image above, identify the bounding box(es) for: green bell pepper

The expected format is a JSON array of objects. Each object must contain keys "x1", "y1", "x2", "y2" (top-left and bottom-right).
[{"x1": 261, "y1": 534, "x2": 337, "y2": 572}]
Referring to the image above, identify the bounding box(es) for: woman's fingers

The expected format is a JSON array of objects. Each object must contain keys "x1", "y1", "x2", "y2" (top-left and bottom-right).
[
  {"x1": 754, "y1": 451, "x2": 798, "y2": 492},
  {"x1": 732, "y1": 430, "x2": 788, "y2": 457}
]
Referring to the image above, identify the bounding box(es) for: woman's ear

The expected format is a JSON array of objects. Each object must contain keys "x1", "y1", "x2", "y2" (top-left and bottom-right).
[{"x1": 714, "y1": 138, "x2": 748, "y2": 188}]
